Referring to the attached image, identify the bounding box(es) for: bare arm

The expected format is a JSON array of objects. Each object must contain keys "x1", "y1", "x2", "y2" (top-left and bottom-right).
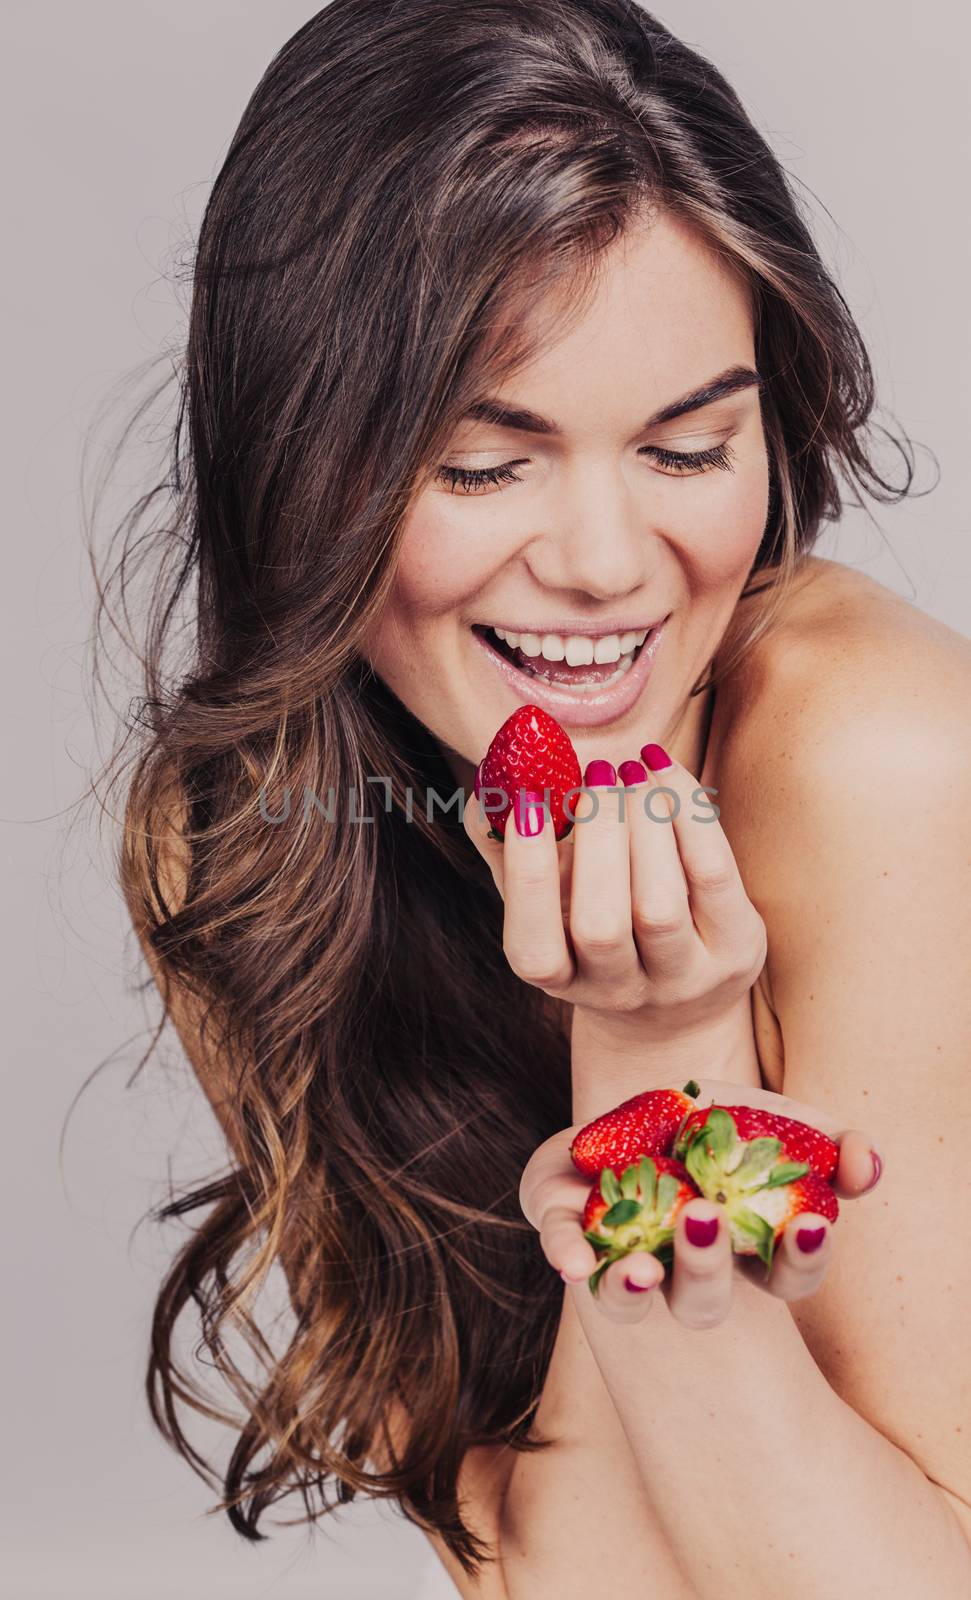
[{"x1": 526, "y1": 667, "x2": 971, "y2": 1597}]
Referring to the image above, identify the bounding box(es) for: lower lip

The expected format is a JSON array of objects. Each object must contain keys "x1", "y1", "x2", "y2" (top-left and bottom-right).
[{"x1": 472, "y1": 618, "x2": 669, "y2": 729}]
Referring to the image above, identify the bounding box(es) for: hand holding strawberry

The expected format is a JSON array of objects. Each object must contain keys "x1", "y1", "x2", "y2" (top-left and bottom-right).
[
  {"x1": 582, "y1": 1154, "x2": 699, "y2": 1295},
  {"x1": 463, "y1": 704, "x2": 769, "y2": 1086},
  {"x1": 519, "y1": 1078, "x2": 884, "y2": 1326}
]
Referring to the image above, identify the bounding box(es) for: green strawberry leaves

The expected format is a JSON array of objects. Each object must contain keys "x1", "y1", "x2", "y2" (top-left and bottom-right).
[
  {"x1": 730, "y1": 1137, "x2": 784, "y2": 1185},
  {"x1": 602, "y1": 1199, "x2": 642, "y2": 1228},
  {"x1": 620, "y1": 1164, "x2": 641, "y2": 1199},
  {"x1": 638, "y1": 1155, "x2": 658, "y2": 1208},
  {"x1": 600, "y1": 1168, "x2": 623, "y2": 1205},
  {"x1": 656, "y1": 1173, "x2": 681, "y2": 1215},
  {"x1": 733, "y1": 1206, "x2": 777, "y2": 1274},
  {"x1": 762, "y1": 1161, "x2": 810, "y2": 1188}
]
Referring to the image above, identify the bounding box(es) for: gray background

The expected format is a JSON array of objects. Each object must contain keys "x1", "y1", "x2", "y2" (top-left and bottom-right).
[{"x1": 2, "y1": 3, "x2": 967, "y2": 1597}]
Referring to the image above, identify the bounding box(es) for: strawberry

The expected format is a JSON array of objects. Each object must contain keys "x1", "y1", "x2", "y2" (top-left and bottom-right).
[
  {"x1": 570, "y1": 1080, "x2": 702, "y2": 1178},
  {"x1": 582, "y1": 1154, "x2": 700, "y2": 1296},
  {"x1": 676, "y1": 1106, "x2": 839, "y2": 1275},
  {"x1": 476, "y1": 704, "x2": 582, "y2": 840},
  {"x1": 673, "y1": 1103, "x2": 839, "y2": 1181},
  {"x1": 721, "y1": 1170, "x2": 839, "y2": 1276}
]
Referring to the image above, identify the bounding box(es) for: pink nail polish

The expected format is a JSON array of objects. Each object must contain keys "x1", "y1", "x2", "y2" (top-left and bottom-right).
[
  {"x1": 865, "y1": 1150, "x2": 883, "y2": 1190},
  {"x1": 617, "y1": 759, "x2": 648, "y2": 785},
  {"x1": 514, "y1": 789, "x2": 546, "y2": 837},
  {"x1": 796, "y1": 1225, "x2": 826, "y2": 1253},
  {"x1": 685, "y1": 1215, "x2": 719, "y2": 1247},
  {"x1": 583, "y1": 760, "x2": 616, "y2": 786},
  {"x1": 624, "y1": 1275, "x2": 653, "y2": 1293},
  {"x1": 640, "y1": 743, "x2": 672, "y2": 770}
]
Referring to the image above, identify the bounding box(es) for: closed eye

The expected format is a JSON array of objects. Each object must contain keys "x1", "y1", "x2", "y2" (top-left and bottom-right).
[{"x1": 435, "y1": 442, "x2": 735, "y2": 494}]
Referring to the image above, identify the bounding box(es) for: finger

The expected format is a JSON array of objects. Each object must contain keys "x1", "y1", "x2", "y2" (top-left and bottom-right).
[
  {"x1": 760, "y1": 1211, "x2": 834, "y2": 1301},
  {"x1": 502, "y1": 791, "x2": 575, "y2": 992},
  {"x1": 833, "y1": 1128, "x2": 885, "y2": 1199},
  {"x1": 623, "y1": 763, "x2": 697, "y2": 977},
  {"x1": 518, "y1": 1127, "x2": 583, "y2": 1229},
  {"x1": 538, "y1": 1198, "x2": 600, "y2": 1284},
  {"x1": 567, "y1": 768, "x2": 641, "y2": 986},
  {"x1": 636, "y1": 746, "x2": 764, "y2": 958},
  {"x1": 578, "y1": 1248, "x2": 665, "y2": 1322},
  {"x1": 666, "y1": 1199, "x2": 734, "y2": 1328},
  {"x1": 463, "y1": 788, "x2": 505, "y2": 893}
]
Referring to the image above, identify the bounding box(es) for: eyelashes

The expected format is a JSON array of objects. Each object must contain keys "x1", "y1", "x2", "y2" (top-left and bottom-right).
[{"x1": 435, "y1": 442, "x2": 735, "y2": 495}]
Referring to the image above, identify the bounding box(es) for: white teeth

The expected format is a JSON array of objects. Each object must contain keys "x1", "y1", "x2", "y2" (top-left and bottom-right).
[
  {"x1": 564, "y1": 635, "x2": 595, "y2": 666},
  {"x1": 533, "y1": 653, "x2": 636, "y2": 692},
  {"x1": 592, "y1": 635, "x2": 622, "y2": 664},
  {"x1": 486, "y1": 624, "x2": 651, "y2": 665}
]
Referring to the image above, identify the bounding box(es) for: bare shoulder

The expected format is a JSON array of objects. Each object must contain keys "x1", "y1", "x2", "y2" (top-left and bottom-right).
[
  {"x1": 712, "y1": 555, "x2": 971, "y2": 869},
  {"x1": 720, "y1": 554, "x2": 970, "y2": 748}
]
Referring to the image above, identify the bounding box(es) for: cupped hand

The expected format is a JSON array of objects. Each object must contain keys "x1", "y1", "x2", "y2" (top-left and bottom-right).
[
  {"x1": 463, "y1": 749, "x2": 767, "y2": 1042},
  {"x1": 519, "y1": 1078, "x2": 885, "y2": 1328}
]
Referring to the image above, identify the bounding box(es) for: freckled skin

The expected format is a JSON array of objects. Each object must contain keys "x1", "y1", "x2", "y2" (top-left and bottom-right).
[{"x1": 362, "y1": 211, "x2": 771, "y2": 780}]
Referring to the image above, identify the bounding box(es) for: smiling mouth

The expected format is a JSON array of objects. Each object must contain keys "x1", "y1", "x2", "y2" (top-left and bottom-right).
[{"x1": 471, "y1": 624, "x2": 655, "y2": 691}]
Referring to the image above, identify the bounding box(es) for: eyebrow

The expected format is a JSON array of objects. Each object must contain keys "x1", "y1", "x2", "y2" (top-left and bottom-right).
[{"x1": 461, "y1": 364, "x2": 763, "y2": 436}]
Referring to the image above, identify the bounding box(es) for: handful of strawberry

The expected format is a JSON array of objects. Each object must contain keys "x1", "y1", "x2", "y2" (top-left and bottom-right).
[{"x1": 570, "y1": 1083, "x2": 841, "y2": 1293}]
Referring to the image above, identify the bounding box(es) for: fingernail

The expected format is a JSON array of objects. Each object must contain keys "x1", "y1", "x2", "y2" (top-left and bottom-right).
[
  {"x1": 624, "y1": 1274, "x2": 653, "y2": 1293},
  {"x1": 514, "y1": 789, "x2": 546, "y2": 837},
  {"x1": 796, "y1": 1225, "x2": 826, "y2": 1253},
  {"x1": 640, "y1": 743, "x2": 672, "y2": 770},
  {"x1": 583, "y1": 760, "x2": 616, "y2": 786},
  {"x1": 560, "y1": 1267, "x2": 587, "y2": 1284},
  {"x1": 863, "y1": 1150, "x2": 883, "y2": 1192},
  {"x1": 617, "y1": 759, "x2": 648, "y2": 785},
  {"x1": 685, "y1": 1214, "x2": 719, "y2": 1247}
]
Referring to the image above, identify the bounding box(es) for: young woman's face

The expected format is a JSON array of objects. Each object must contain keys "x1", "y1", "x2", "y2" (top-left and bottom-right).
[{"x1": 364, "y1": 211, "x2": 770, "y2": 781}]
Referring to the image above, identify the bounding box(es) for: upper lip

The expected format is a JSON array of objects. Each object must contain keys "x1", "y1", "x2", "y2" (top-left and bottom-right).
[{"x1": 475, "y1": 615, "x2": 668, "y2": 637}]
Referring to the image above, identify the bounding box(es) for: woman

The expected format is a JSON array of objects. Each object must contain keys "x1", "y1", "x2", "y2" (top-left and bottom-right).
[{"x1": 100, "y1": 1, "x2": 971, "y2": 1594}]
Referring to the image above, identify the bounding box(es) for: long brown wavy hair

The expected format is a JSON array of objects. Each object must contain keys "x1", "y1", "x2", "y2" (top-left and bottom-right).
[{"x1": 86, "y1": 0, "x2": 919, "y2": 1578}]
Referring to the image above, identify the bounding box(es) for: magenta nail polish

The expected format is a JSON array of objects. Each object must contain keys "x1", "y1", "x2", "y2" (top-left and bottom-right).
[
  {"x1": 584, "y1": 760, "x2": 616, "y2": 786},
  {"x1": 796, "y1": 1225, "x2": 826, "y2": 1253},
  {"x1": 514, "y1": 788, "x2": 546, "y2": 837},
  {"x1": 685, "y1": 1215, "x2": 719, "y2": 1247},
  {"x1": 640, "y1": 743, "x2": 672, "y2": 770},
  {"x1": 617, "y1": 759, "x2": 648, "y2": 785},
  {"x1": 865, "y1": 1151, "x2": 883, "y2": 1190},
  {"x1": 624, "y1": 1276, "x2": 652, "y2": 1293}
]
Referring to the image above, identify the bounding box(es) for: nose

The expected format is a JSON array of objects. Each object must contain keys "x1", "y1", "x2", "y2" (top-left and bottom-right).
[{"x1": 522, "y1": 464, "x2": 660, "y2": 602}]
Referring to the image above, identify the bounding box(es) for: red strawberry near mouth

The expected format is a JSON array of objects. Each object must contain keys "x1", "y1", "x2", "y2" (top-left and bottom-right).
[
  {"x1": 476, "y1": 704, "x2": 582, "y2": 840},
  {"x1": 582, "y1": 1154, "x2": 699, "y2": 1297},
  {"x1": 673, "y1": 1103, "x2": 839, "y2": 1181},
  {"x1": 570, "y1": 1080, "x2": 702, "y2": 1178},
  {"x1": 675, "y1": 1106, "x2": 840, "y2": 1275}
]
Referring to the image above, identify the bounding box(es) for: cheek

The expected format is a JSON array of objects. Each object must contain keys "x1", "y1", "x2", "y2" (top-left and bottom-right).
[
  {"x1": 675, "y1": 452, "x2": 770, "y2": 588},
  {"x1": 392, "y1": 502, "x2": 497, "y2": 616}
]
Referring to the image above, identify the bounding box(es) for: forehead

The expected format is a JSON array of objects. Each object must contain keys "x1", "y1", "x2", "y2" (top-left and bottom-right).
[{"x1": 479, "y1": 210, "x2": 755, "y2": 430}]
